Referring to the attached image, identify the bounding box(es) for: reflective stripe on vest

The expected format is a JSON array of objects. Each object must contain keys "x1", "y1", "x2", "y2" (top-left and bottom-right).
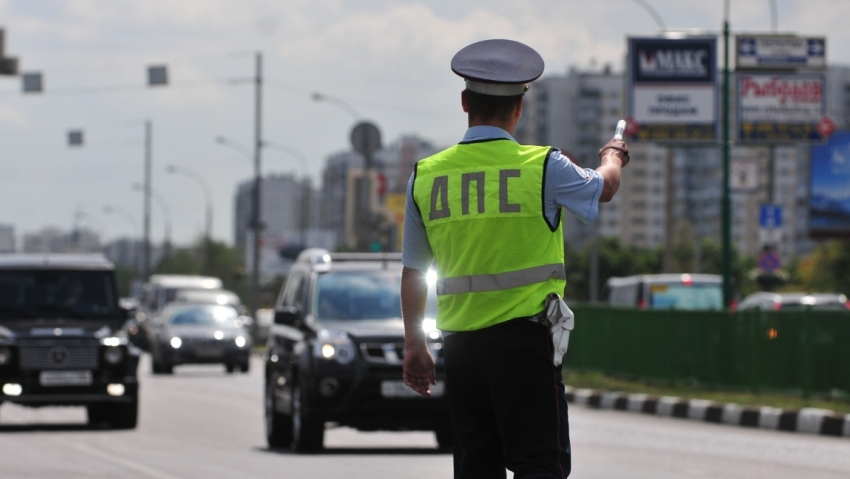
[{"x1": 437, "y1": 263, "x2": 567, "y2": 295}]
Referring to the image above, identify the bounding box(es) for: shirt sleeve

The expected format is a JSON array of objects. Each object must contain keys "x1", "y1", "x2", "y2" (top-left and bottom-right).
[
  {"x1": 544, "y1": 149, "x2": 604, "y2": 224},
  {"x1": 401, "y1": 173, "x2": 434, "y2": 271}
]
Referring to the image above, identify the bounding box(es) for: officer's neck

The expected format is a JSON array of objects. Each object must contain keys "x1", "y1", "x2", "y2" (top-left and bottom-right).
[{"x1": 467, "y1": 118, "x2": 518, "y2": 135}]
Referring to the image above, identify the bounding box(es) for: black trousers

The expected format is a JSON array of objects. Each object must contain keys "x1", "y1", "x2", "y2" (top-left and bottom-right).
[{"x1": 444, "y1": 319, "x2": 571, "y2": 479}]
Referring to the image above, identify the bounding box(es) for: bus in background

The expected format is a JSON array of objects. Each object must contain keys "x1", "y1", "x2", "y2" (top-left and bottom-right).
[{"x1": 604, "y1": 274, "x2": 724, "y2": 311}]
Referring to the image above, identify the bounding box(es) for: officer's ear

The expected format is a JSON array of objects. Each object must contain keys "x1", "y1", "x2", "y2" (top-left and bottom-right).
[{"x1": 461, "y1": 90, "x2": 469, "y2": 113}]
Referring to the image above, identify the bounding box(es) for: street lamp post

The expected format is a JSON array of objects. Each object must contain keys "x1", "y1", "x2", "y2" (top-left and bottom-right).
[{"x1": 166, "y1": 165, "x2": 214, "y2": 273}]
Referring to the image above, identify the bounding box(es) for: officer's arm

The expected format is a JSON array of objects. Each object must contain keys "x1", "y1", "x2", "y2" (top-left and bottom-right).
[
  {"x1": 401, "y1": 267, "x2": 436, "y2": 396},
  {"x1": 596, "y1": 139, "x2": 630, "y2": 203}
]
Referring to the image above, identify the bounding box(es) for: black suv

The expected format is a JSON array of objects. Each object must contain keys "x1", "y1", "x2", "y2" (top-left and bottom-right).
[
  {"x1": 0, "y1": 254, "x2": 139, "y2": 428},
  {"x1": 264, "y1": 249, "x2": 450, "y2": 452}
]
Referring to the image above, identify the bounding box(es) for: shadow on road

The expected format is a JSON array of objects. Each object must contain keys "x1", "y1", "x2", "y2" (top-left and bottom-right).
[
  {"x1": 254, "y1": 446, "x2": 451, "y2": 456},
  {"x1": 0, "y1": 423, "x2": 95, "y2": 433}
]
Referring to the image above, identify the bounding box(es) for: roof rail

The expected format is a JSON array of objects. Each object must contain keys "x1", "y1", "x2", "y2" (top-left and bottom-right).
[{"x1": 330, "y1": 252, "x2": 402, "y2": 262}]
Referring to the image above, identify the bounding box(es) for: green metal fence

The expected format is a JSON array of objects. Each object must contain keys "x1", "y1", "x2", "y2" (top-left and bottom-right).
[{"x1": 565, "y1": 306, "x2": 850, "y2": 395}]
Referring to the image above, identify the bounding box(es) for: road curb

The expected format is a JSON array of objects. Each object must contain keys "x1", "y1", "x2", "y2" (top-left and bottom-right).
[{"x1": 565, "y1": 386, "x2": 850, "y2": 439}]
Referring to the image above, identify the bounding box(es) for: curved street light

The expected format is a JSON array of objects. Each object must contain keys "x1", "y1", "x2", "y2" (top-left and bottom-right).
[
  {"x1": 311, "y1": 92, "x2": 362, "y2": 120},
  {"x1": 629, "y1": 0, "x2": 667, "y2": 31},
  {"x1": 166, "y1": 164, "x2": 214, "y2": 273},
  {"x1": 215, "y1": 135, "x2": 253, "y2": 160},
  {"x1": 261, "y1": 140, "x2": 306, "y2": 177}
]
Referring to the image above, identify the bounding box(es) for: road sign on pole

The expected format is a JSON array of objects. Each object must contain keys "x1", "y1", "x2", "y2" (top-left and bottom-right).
[
  {"x1": 759, "y1": 204, "x2": 783, "y2": 229},
  {"x1": 736, "y1": 35, "x2": 826, "y2": 70},
  {"x1": 757, "y1": 249, "x2": 781, "y2": 273}
]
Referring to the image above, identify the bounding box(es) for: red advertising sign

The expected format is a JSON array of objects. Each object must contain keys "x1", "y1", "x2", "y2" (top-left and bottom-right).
[{"x1": 737, "y1": 73, "x2": 827, "y2": 142}]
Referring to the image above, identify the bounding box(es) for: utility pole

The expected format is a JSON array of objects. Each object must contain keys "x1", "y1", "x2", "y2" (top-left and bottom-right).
[
  {"x1": 721, "y1": 8, "x2": 733, "y2": 309},
  {"x1": 143, "y1": 120, "x2": 152, "y2": 281},
  {"x1": 251, "y1": 52, "x2": 263, "y2": 316}
]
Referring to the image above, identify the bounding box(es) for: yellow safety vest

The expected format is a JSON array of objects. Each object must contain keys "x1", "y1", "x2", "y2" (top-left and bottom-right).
[{"x1": 412, "y1": 139, "x2": 566, "y2": 331}]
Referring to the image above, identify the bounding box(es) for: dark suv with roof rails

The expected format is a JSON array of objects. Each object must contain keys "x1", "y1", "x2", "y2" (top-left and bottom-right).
[
  {"x1": 0, "y1": 254, "x2": 139, "y2": 429},
  {"x1": 264, "y1": 249, "x2": 450, "y2": 452}
]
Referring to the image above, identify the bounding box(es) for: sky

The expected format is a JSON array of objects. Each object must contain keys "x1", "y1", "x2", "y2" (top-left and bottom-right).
[{"x1": 1, "y1": 0, "x2": 849, "y2": 246}]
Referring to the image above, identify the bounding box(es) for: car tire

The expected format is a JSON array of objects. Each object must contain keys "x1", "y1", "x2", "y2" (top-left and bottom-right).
[
  {"x1": 225, "y1": 363, "x2": 235, "y2": 374},
  {"x1": 240, "y1": 361, "x2": 250, "y2": 373},
  {"x1": 291, "y1": 382, "x2": 324, "y2": 453},
  {"x1": 265, "y1": 377, "x2": 293, "y2": 449},
  {"x1": 87, "y1": 397, "x2": 138, "y2": 430}
]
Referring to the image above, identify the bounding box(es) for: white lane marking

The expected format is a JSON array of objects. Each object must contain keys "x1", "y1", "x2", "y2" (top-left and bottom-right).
[{"x1": 71, "y1": 443, "x2": 182, "y2": 479}]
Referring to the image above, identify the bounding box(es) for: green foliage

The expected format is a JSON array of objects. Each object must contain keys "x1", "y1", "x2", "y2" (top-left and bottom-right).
[
  {"x1": 788, "y1": 240, "x2": 850, "y2": 295},
  {"x1": 564, "y1": 237, "x2": 663, "y2": 301}
]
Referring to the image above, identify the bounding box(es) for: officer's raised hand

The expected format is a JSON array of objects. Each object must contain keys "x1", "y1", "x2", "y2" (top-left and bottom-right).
[{"x1": 596, "y1": 137, "x2": 629, "y2": 202}]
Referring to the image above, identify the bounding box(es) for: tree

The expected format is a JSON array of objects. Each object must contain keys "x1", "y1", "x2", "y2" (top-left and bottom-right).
[{"x1": 791, "y1": 240, "x2": 850, "y2": 295}]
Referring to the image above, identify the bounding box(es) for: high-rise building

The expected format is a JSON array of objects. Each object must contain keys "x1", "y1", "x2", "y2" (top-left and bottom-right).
[
  {"x1": 320, "y1": 135, "x2": 438, "y2": 251},
  {"x1": 22, "y1": 227, "x2": 100, "y2": 254},
  {"x1": 0, "y1": 224, "x2": 14, "y2": 253},
  {"x1": 234, "y1": 174, "x2": 329, "y2": 281}
]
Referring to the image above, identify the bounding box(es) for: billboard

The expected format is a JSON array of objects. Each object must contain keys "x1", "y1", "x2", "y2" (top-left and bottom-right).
[
  {"x1": 737, "y1": 36, "x2": 826, "y2": 70},
  {"x1": 737, "y1": 74, "x2": 828, "y2": 142},
  {"x1": 627, "y1": 37, "x2": 717, "y2": 142},
  {"x1": 810, "y1": 131, "x2": 850, "y2": 237}
]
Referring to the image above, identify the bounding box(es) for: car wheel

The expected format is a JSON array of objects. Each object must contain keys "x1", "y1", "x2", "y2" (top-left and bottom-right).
[
  {"x1": 240, "y1": 361, "x2": 250, "y2": 373},
  {"x1": 291, "y1": 382, "x2": 324, "y2": 453},
  {"x1": 225, "y1": 363, "x2": 235, "y2": 374},
  {"x1": 87, "y1": 397, "x2": 138, "y2": 430},
  {"x1": 265, "y1": 376, "x2": 293, "y2": 448}
]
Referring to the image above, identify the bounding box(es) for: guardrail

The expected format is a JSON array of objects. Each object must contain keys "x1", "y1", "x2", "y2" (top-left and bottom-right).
[{"x1": 566, "y1": 306, "x2": 850, "y2": 396}]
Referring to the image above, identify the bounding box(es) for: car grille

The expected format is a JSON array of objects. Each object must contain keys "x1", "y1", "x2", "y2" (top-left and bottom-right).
[
  {"x1": 358, "y1": 342, "x2": 442, "y2": 365},
  {"x1": 17, "y1": 339, "x2": 100, "y2": 370}
]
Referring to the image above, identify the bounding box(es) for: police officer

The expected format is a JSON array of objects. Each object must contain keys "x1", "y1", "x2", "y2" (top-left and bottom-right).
[{"x1": 401, "y1": 39, "x2": 629, "y2": 478}]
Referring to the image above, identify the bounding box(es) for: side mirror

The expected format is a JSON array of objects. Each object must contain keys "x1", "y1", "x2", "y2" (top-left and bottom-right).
[{"x1": 274, "y1": 306, "x2": 300, "y2": 326}]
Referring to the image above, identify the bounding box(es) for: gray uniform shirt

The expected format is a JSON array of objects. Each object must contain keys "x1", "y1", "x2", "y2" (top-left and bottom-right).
[{"x1": 402, "y1": 126, "x2": 604, "y2": 271}]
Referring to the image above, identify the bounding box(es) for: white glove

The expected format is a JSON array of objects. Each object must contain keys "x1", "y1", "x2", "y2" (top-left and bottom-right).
[{"x1": 545, "y1": 293, "x2": 575, "y2": 367}]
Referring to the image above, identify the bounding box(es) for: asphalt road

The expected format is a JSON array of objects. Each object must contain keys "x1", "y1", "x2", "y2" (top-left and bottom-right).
[{"x1": 1, "y1": 354, "x2": 849, "y2": 478}]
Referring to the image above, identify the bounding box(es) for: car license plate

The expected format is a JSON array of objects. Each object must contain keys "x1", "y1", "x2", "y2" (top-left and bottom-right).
[
  {"x1": 380, "y1": 380, "x2": 445, "y2": 398},
  {"x1": 39, "y1": 370, "x2": 93, "y2": 387},
  {"x1": 195, "y1": 346, "x2": 224, "y2": 358}
]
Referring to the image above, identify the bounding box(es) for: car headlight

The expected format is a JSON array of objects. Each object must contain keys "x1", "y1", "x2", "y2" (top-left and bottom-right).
[
  {"x1": 104, "y1": 346, "x2": 124, "y2": 364},
  {"x1": 422, "y1": 318, "x2": 441, "y2": 340},
  {"x1": 313, "y1": 329, "x2": 356, "y2": 365},
  {"x1": 170, "y1": 337, "x2": 182, "y2": 349},
  {"x1": 235, "y1": 336, "x2": 247, "y2": 348},
  {"x1": 0, "y1": 346, "x2": 10, "y2": 365}
]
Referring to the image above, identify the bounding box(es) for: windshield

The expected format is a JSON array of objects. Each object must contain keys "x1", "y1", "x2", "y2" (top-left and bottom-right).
[
  {"x1": 315, "y1": 270, "x2": 433, "y2": 321},
  {"x1": 168, "y1": 305, "x2": 240, "y2": 327},
  {"x1": 648, "y1": 283, "x2": 723, "y2": 310},
  {"x1": 0, "y1": 269, "x2": 119, "y2": 320}
]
